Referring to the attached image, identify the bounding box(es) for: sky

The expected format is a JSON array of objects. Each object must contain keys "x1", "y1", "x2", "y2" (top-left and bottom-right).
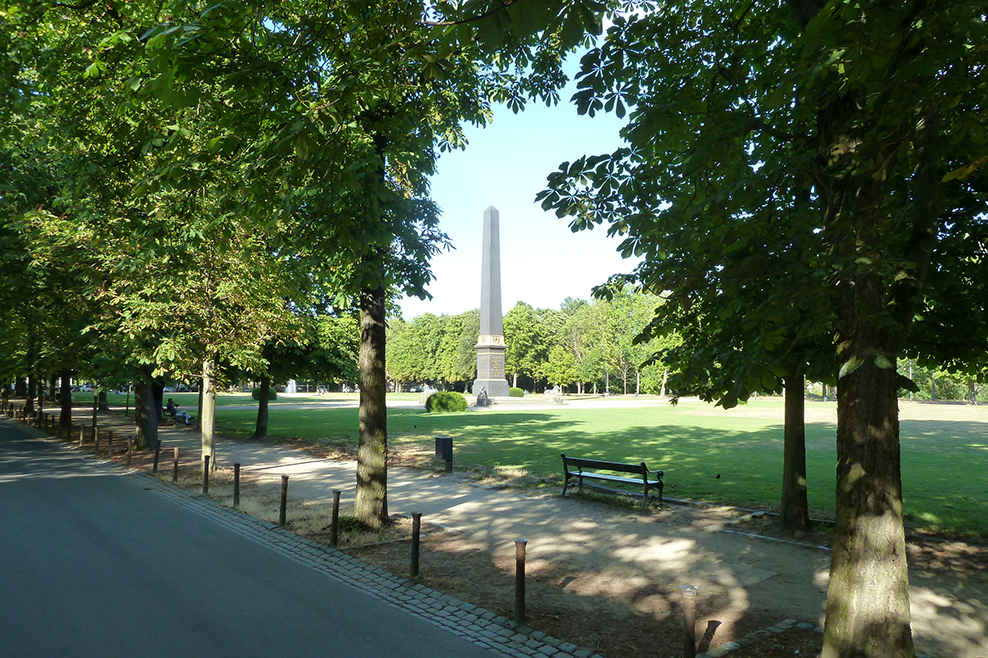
[{"x1": 398, "y1": 71, "x2": 640, "y2": 320}]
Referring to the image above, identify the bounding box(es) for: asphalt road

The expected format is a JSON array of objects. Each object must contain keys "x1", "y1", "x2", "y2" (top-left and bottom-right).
[{"x1": 0, "y1": 420, "x2": 496, "y2": 658}]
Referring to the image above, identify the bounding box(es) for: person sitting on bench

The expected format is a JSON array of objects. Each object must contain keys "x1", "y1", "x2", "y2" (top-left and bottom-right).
[{"x1": 166, "y1": 398, "x2": 193, "y2": 425}]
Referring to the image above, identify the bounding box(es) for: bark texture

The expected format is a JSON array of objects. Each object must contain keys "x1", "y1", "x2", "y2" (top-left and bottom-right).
[
  {"x1": 133, "y1": 382, "x2": 158, "y2": 450},
  {"x1": 781, "y1": 374, "x2": 810, "y2": 529},
  {"x1": 59, "y1": 370, "x2": 72, "y2": 432},
  {"x1": 201, "y1": 359, "x2": 216, "y2": 470},
  {"x1": 355, "y1": 284, "x2": 389, "y2": 530},
  {"x1": 252, "y1": 375, "x2": 270, "y2": 440}
]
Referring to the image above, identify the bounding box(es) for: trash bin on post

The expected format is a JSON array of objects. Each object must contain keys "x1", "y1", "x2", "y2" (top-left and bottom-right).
[{"x1": 435, "y1": 436, "x2": 453, "y2": 473}]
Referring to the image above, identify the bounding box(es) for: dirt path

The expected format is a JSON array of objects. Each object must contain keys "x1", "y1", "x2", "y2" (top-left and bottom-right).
[{"x1": 45, "y1": 404, "x2": 988, "y2": 658}]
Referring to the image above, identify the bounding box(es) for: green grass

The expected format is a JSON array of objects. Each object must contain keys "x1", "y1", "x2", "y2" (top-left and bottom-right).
[{"x1": 108, "y1": 392, "x2": 988, "y2": 538}]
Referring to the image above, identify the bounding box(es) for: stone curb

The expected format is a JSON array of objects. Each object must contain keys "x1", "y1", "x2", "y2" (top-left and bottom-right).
[{"x1": 47, "y1": 436, "x2": 604, "y2": 658}]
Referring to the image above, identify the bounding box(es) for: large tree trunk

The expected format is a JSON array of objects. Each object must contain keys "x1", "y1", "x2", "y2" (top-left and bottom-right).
[
  {"x1": 153, "y1": 380, "x2": 165, "y2": 423},
  {"x1": 98, "y1": 389, "x2": 110, "y2": 412},
  {"x1": 59, "y1": 370, "x2": 72, "y2": 432},
  {"x1": 252, "y1": 375, "x2": 270, "y2": 440},
  {"x1": 825, "y1": 355, "x2": 913, "y2": 657},
  {"x1": 196, "y1": 379, "x2": 203, "y2": 429},
  {"x1": 781, "y1": 373, "x2": 811, "y2": 529},
  {"x1": 355, "y1": 284, "x2": 389, "y2": 530},
  {"x1": 24, "y1": 373, "x2": 36, "y2": 416},
  {"x1": 824, "y1": 216, "x2": 915, "y2": 656},
  {"x1": 133, "y1": 382, "x2": 158, "y2": 450},
  {"x1": 201, "y1": 358, "x2": 217, "y2": 470}
]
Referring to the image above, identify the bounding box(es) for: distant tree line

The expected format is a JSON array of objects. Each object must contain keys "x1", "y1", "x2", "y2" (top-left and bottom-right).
[{"x1": 387, "y1": 288, "x2": 679, "y2": 395}]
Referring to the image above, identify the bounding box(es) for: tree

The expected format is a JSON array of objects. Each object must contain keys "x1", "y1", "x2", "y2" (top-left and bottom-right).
[
  {"x1": 503, "y1": 302, "x2": 549, "y2": 389},
  {"x1": 538, "y1": 2, "x2": 988, "y2": 656}
]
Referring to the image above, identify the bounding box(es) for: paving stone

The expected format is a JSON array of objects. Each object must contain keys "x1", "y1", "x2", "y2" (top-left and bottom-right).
[
  {"x1": 529, "y1": 630, "x2": 547, "y2": 640},
  {"x1": 511, "y1": 633, "x2": 529, "y2": 643},
  {"x1": 573, "y1": 650, "x2": 593, "y2": 658},
  {"x1": 767, "y1": 625, "x2": 785, "y2": 633},
  {"x1": 537, "y1": 646, "x2": 559, "y2": 656},
  {"x1": 557, "y1": 642, "x2": 580, "y2": 654},
  {"x1": 707, "y1": 641, "x2": 740, "y2": 657},
  {"x1": 797, "y1": 622, "x2": 815, "y2": 630}
]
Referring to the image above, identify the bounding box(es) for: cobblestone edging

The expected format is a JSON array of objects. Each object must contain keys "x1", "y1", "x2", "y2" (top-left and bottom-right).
[{"x1": 44, "y1": 438, "x2": 602, "y2": 658}]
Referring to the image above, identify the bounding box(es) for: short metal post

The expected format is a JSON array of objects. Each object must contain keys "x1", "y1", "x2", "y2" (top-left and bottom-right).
[
  {"x1": 682, "y1": 585, "x2": 698, "y2": 658},
  {"x1": 279, "y1": 475, "x2": 289, "y2": 527},
  {"x1": 152, "y1": 440, "x2": 161, "y2": 473},
  {"x1": 173, "y1": 447, "x2": 180, "y2": 483},
  {"x1": 410, "y1": 512, "x2": 422, "y2": 579},
  {"x1": 202, "y1": 454, "x2": 210, "y2": 495},
  {"x1": 515, "y1": 539, "x2": 528, "y2": 624},
  {"x1": 330, "y1": 490, "x2": 341, "y2": 547},
  {"x1": 233, "y1": 463, "x2": 241, "y2": 509}
]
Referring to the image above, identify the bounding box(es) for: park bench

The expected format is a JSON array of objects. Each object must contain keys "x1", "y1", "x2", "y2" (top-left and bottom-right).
[{"x1": 561, "y1": 453, "x2": 664, "y2": 506}]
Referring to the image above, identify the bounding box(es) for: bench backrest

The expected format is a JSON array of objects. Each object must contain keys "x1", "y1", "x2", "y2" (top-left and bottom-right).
[{"x1": 561, "y1": 453, "x2": 649, "y2": 475}]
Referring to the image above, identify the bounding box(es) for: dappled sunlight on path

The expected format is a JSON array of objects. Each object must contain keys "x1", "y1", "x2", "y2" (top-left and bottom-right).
[{"x1": 42, "y1": 406, "x2": 988, "y2": 657}]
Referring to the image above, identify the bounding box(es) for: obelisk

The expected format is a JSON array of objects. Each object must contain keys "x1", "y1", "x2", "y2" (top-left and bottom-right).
[{"x1": 474, "y1": 206, "x2": 510, "y2": 398}]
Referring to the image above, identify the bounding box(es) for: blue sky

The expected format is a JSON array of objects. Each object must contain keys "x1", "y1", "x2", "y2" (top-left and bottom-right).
[{"x1": 399, "y1": 70, "x2": 640, "y2": 320}]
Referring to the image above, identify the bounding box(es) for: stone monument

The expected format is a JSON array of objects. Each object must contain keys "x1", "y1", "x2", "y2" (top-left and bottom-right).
[{"x1": 473, "y1": 206, "x2": 511, "y2": 398}]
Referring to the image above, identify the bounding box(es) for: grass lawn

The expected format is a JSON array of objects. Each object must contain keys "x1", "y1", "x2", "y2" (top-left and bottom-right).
[{"x1": 109, "y1": 392, "x2": 988, "y2": 539}]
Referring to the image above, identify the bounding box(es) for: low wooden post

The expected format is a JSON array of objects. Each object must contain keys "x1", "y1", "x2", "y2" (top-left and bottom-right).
[
  {"x1": 107, "y1": 431, "x2": 114, "y2": 460},
  {"x1": 233, "y1": 463, "x2": 240, "y2": 509},
  {"x1": 515, "y1": 539, "x2": 528, "y2": 624},
  {"x1": 79, "y1": 425, "x2": 85, "y2": 447},
  {"x1": 202, "y1": 455, "x2": 210, "y2": 495},
  {"x1": 173, "y1": 447, "x2": 180, "y2": 483},
  {"x1": 127, "y1": 437, "x2": 133, "y2": 467},
  {"x1": 682, "y1": 585, "x2": 698, "y2": 658},
  {"x1": 152, "y1": 440, "x2": 161, "y2": 474},
  {"x1": 279, "y1": 475, "x2": 289, "y2": 527},
  {"x1": 410, "y1": 512, "x2": 422, "y2": 580},
  {"x1": 330, "y1": 490, "x2": 341, "y2": 547}
]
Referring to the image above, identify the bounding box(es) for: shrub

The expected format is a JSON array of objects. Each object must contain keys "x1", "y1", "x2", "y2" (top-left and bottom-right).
[
  {"x1": 252, "y1": 387, "x2": 277, "y2": 401},
  {"x1": 509, "y1": 387, "x2": 524, "y2": 397},
  {"x1": 425, "y1": 391, "x2": 468, "y2": 413}
]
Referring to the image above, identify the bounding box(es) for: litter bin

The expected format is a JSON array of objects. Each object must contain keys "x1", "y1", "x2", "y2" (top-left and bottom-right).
[{"x1": 435, "y1": 436, "x2": 453, "y2": 473}]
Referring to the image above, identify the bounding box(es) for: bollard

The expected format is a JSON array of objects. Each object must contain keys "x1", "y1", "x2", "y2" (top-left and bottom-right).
[
  {"x1": 173, "y1": 447, "x2": 180, "y2": 483},
  {"x1": 127, "y1": 438, "x2": 133, "y2": 467},
  {"x1": 233, "y1": 463, "x2": 241, "y2": 509},
  {"x1": 95, "y1": 430, "x2": 101, "y2": 455},
  {"x1": 330, "y1": 490, "x2": 341, "y2": 547},
  {"x1": 79, "y1": 425, "x2": 85, "y2": 447},
  {"x1": 107, "y1": 431, "x2": 113, "y2": 459},
  {"x1": 152, "y1": 440, "x2": 162, "y2": 473},
  {"x1": 202, "y1": 454, "x2": 210, "y2": 495},
  {"x1": 410, "y1": 512, "x2": 423, "y2": 580},
  {"x1": 279, "y1": 475, "x2": 289, "y2": 527},
  {"x1": 682, "y1": 585, "x2": 698, "y2": 658},
  {"x1": 435, "y1": 436, "x2": 453, "y2": 474},
  {"x1": 514, "y1": 539, "x2": 528, "y2": 624}
]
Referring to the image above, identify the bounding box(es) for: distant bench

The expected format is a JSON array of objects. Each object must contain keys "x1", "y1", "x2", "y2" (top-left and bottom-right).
[{"x1": 561, "y1": 453, "x2": 664, "y2": 506}]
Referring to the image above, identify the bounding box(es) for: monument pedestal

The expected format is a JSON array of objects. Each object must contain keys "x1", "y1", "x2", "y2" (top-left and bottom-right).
[{"x1": 474, "y1": 341, "x2": 510, "y2": 398}]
